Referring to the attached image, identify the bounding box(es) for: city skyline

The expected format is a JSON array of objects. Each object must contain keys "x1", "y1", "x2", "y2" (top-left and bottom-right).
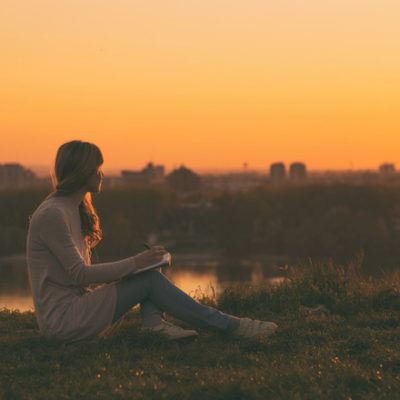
[
  {"x1": 7, "y1": 160, "x2": 399, "y2": 178},
  {"x1": 1, "y1": 159, "x2": 396, "y2": 181},
  {"x1": 2, "y1": 147, "x2": 399, "y2": 176}
]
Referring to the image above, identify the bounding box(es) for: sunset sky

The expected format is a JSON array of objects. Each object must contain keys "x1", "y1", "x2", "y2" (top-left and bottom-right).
[{"x1": 1, "y1": 0, "x2": 399, "y2": 174}]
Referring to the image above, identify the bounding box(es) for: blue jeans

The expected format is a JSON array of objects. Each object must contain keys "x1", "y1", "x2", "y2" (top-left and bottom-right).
[{"x1": 112, "y1": 269, "x2": 240, "y2": 331}]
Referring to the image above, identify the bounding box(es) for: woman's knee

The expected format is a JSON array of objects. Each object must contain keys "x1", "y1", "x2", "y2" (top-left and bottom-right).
[
  {"x1": 117, "y1": 270, "x2": 155, "y2": 292},
  {"x1": 146, "y1": 269, "x2": 170, "y2": 291},
  {"x1": 138, "y1": 269, "x2": 162, "y2": 280},
  {"x1": 133, "y1": 269, "x2": 164, "y2": 289}
]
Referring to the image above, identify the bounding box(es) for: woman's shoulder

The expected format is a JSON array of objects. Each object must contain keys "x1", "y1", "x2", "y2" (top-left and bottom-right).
[{"x1": 30, "y1": 197, "x2": 70, "y2": 226}]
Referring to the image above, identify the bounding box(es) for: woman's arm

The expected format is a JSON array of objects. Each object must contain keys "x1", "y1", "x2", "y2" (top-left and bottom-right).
[{"x1": 35, "y1": 207, "x2": 142, "y2": 285}]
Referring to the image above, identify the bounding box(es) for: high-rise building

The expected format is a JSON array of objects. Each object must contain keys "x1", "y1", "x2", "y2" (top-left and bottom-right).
[
  {"x1": 270, "y1": 162, "x2": 286, "y2": 184},
  {"x1": 289, "y1": 162, "x2": 307, "y2": 182}
]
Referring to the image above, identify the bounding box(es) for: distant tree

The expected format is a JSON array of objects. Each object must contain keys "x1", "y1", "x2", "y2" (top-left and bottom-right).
[{"x1": 166, "y1": 166, "x2": 201, "y2": 192}]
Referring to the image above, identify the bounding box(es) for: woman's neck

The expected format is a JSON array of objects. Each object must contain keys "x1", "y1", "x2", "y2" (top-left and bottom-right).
[{"x1": 65, "y1": 189, "x2": 88, "y2": 207}]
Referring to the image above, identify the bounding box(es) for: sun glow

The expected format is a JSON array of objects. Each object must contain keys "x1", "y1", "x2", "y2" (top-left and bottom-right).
[{"x1": 1, "y1": 1, "x2": 399, "y2": 171}]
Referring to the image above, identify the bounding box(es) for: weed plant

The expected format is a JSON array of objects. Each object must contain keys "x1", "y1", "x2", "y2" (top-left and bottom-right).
[{"x1": 1, "y1": 260, "x2": 399, "y2": 399}]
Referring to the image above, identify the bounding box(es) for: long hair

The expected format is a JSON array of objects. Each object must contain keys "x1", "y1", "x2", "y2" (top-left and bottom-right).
[{"x1": 46, "y1": 140, "x2": 104, "y2": 248}]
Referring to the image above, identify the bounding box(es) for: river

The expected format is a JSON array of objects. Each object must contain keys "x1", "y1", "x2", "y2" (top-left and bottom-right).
[{"x1": 0, "y1": 253, "x2": 289, "y2": 311}]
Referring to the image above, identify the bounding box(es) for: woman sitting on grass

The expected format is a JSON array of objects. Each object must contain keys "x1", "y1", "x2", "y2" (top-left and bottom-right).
[{"x1": 27, "y1": 140, "x2": 278, "y2": 342}]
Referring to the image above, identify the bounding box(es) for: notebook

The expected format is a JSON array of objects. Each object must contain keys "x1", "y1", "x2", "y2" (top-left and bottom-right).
[{"x1": 134, "y1": 252, "x2": 171, "y2": 274}]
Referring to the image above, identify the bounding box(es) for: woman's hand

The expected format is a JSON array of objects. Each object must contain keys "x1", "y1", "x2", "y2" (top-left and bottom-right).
[{"x1": 133, "y1": 246, "x2": 168, "y2": 270}]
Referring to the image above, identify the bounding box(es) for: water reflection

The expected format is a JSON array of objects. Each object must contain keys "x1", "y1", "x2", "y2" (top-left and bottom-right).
[
  {"x1": 166, "y1": 270, "x2": 219, "y2": 299},
  {"x1": 0, "y1": 255, "x2": 33, "y2": 311},
  {"x1": 0, "y1": 295, "x2": 35, "y2": 311},
  {"x1": 0, "y1": 254, "x2": 287, "y2": 311}
]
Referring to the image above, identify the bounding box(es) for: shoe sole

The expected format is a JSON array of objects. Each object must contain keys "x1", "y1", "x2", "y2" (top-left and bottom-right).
[{"x1": 167, "y1": 331, "x2": 199, "y2": 341}]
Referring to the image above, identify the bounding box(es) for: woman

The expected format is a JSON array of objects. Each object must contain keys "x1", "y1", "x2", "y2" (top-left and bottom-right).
[{"x1": 27, "y1": 140, "x2": 278, "y2": 342}]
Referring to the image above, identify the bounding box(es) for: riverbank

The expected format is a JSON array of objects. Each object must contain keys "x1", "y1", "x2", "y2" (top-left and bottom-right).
[{"x1": 1, "y1": 260, "x2": 399, "y2": 399}]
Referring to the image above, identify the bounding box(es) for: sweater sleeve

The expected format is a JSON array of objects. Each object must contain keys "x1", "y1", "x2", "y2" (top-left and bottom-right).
[{"x1": 36, "y1": 207, "x2": 138, "y2": 285}]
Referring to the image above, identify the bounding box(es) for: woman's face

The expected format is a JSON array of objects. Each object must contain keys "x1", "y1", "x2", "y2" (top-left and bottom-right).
[{"x1": 86, "y1": 165, "x2": 104, "y2": 193}]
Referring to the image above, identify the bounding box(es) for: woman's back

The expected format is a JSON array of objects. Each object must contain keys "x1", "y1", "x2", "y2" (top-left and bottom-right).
[{"x1": 27, "y1": 195, "x2": 119, "y2": 341}]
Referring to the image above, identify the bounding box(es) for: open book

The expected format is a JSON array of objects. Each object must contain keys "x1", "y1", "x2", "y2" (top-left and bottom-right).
[{"x1": 134, "y1": 252, "x2": 171, "y2": 275}]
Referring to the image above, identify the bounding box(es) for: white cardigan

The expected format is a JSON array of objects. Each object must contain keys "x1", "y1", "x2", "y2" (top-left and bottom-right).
[{"x1": 26, "y1": 195, "x2": 138, "y2": 341}]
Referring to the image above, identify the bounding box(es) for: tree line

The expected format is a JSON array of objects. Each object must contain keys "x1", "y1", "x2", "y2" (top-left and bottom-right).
[{"x1": 1, "y1": 184, "x2": 400, "y2": 267}]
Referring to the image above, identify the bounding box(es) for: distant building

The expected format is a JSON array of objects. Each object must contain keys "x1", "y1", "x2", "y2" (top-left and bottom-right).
[
  {"x1": 166, "y1": 166, "x2": 201, "y2": 192},
  {"x1": 289, "y1": 162, "x2": 307, "y2": 182},
  {"x1": 121, "y1": 162, "x2": 165, "y2": 185},
  {"x1": 379, "y1": 163, "x2": 395, "y2": 175},
  {"x1": 270, "y1": 162, "x2": 286, "y2": 184},
  {"x1": 142, "y1": 162, "x2": 165, "y2": 183},
  {"x1": 121, "y1": 170, "x2": 148, "y2": 185},
  {"x1": 0, "y1": 163, "x2": 37, "y2": 188},
  {"x1": 201, "y1": 172, "x2": 266, "y2": 192},
  {"x1": 101, "y1": 175, "x2": 123, "y2": 188}
]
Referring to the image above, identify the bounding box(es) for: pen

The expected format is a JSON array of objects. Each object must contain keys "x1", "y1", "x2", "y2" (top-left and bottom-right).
[{"x1": 143, "y1": 242, "x2": 151, "y2": 250}]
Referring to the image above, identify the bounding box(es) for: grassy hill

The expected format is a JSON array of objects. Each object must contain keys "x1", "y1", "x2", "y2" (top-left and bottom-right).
[{"x1": 1, "y1": 260, "x2": 399, "y2": 399}]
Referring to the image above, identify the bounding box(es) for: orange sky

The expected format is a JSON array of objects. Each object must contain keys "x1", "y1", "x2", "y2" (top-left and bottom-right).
[{"x1": 1, "y1": 0, "x2": 399, "y2": 173}]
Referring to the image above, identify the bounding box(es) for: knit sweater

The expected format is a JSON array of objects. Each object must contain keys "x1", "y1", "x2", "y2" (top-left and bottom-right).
[{"x1": 26, "y1": 195, "x2": 138, "y2": 341}]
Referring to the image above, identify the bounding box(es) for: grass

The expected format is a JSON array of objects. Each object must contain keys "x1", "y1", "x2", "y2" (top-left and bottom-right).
[{"x1": 1, "y1": 260, "x2": 400, "y2": 400}]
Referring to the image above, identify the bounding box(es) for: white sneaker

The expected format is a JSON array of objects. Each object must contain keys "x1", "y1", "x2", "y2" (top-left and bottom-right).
[
  {"x1": 232, "y1": 318, "x2": 278, "y2": 338},
  {"x1": 141, "y1": 321, "x2": 199, "y2": 341}
]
